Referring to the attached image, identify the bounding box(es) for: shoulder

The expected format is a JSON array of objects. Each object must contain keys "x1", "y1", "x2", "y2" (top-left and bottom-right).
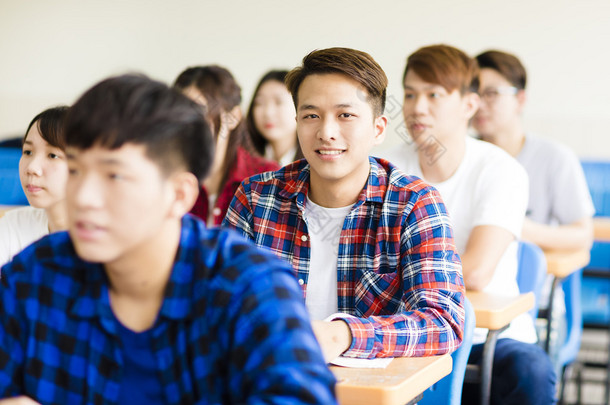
[
  {"x1": 236, "y1": 147, "x2": 281, "y2": 177},
  {"x1": 372, "y1": 157, "x2": 440, "y2": 199},
  {"x1": 468, "y1": 137, "x2": 527, "y2": 180},
  {"x1": 2, "y1": 206, "x2": 47, "y2": 227},
  {"x1": 2, "y1": 231, "x2": 89, "y2": 293},
  {"x1": 522, "y1": 134, "x2": 579, "y2": 166}
]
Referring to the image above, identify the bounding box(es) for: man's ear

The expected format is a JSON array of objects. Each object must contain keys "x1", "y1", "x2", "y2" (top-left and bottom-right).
[
  {"x1": 373, "y1": 115, "x2": 387, "y2": 146},
  {"x1": 169, "y1": 171, "x2": 200, "y2": 218},
  {"x1": 464, "y1": 92, "x2": 481, "y2": 121}
]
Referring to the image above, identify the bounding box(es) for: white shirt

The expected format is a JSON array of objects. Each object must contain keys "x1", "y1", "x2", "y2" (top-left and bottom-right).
[
  {"x1": 0, "y1": 206, "x2": 49, "y2": 267},
  {"x1": 265, "y1": 143, "x2": 298, "y2": 167},
  {"x1": 382, "y1": 137, "x2": 537, "y2": 344},
  {"x1": 303, "y1": 195, "x2": 353, "y2": 320}
]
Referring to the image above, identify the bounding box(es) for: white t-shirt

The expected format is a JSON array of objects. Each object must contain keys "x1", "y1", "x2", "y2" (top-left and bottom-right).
[
  {"x1": 303, "y1": 195, "x2": 353, "y2": 320},
  {"x1": 518, "y1": 134, "x2": 595, "y2": 312},
  {"x1": 265, "y1": 144, "x2": 299, "y2": 168},
  {"x1": 382, "y1": 136, "x2": 537, "y2": 344},
  {"x1": 0, "y1": 206, "x2": 49, "y2": 267},
  {"x1": 517, "y1": 134, "x2": 595, "y2": 224}
]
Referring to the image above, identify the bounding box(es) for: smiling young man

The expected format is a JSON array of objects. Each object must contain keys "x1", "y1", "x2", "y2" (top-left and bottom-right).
[
  {"x1": 0, "y1": 74, "x2": 336, "y2": 404},
  {"x1": 223, "y1": 47, "x2": 465, "y2": 362},
  {"x1": 382, "y1": 44, "x2": 556, "y2": 404}
]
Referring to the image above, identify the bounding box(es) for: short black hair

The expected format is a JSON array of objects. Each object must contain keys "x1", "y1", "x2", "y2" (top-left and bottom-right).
[{"x1": 65, "y1": 74, "x2": 215, "y2": 182}]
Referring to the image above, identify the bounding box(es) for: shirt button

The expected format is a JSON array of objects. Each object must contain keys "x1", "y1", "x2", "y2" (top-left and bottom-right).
[
  {"x1": 298, "y1": 279, "x2": 305, "y2": 285},
  {"x1": 301, "y1": 235, "x2": 308, "y2": 242},
  {"x1": 213, "y1": 207, "x2": 222, "y2": 216}
]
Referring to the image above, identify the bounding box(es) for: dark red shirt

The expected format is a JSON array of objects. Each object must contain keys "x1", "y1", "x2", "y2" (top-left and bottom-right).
[{"x1": 190, "y1": 147, "x2": 279, "y2": 226}]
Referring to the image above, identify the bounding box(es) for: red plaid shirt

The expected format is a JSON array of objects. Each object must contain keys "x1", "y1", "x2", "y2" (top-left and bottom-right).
[
  {"x1": 223, "y1": 157, "x2": 465, "y2": 359},
  {"x1": 191, "y1": 147, "x2": 279, "y2": 226}
]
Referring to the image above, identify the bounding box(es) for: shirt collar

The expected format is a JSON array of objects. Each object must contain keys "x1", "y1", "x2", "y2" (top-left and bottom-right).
[
  {"x1": 69, "y1": 216, "x2": 201, "y2": 323},
  {"x1": 278, "y1": 157, "x2": 388, "y2": 207}
]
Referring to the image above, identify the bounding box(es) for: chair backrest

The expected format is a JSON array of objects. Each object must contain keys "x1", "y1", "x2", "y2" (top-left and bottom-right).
[
  {"x1": 420, "y1": 296, "x2": 475, "y2": 405},
  {"x1": 557, "y1": 268, "x2": 583, "y2": 369},
  {"x1": 0, "y1": 148, "x2": 28, "y2": 205},
  {"x1": 517, "y1": 241, "x2": 547, "y2": 319},
  {"x1": 581, "y1": 159, "x2": 610, "y2": 217}
]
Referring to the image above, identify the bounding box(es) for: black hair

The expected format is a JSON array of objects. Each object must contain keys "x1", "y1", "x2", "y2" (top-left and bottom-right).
[
  {"x1": 24, "y1": 106, "x2": 70, "y2": 150},
  {"x1": 65, "y1": 74, "x2": 215, "y2": 182}
]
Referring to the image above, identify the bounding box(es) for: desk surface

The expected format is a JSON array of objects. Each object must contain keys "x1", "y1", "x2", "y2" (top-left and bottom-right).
[
  {"x1": 466, "y1": 291, "x2": 534, "y2": 330},
  {"x1": 332, "y1": 354, "x2": 452, "y2": 405},
  {"x1": 594, "y1": 217, "x2": 610, "y2": 242},
  {"x1": 544, "y1": 248, "x2": 590, "y2": 278}
]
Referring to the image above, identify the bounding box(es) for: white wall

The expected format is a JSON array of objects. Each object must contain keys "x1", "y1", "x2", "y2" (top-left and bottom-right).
[{"x1": 1, "y1": 0, "x2": 609, "y2": 158}]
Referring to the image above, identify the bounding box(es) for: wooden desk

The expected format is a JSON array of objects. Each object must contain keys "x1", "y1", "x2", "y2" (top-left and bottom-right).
[
  {"x1": 332, "y1": 355, "x2": 452, "y2": 405},
  {"x1": 465, "y1": 291, "x2": 534, "y2": 405},
  {"x1": 594, "y1": 217, "x2": 610, "y2": 242},
  {"x1": 467, "y1": 291, "x2": 535, "y2": 330},
  {"x1": 544, "y1": 248, "x2": 590, "y2": 278}
]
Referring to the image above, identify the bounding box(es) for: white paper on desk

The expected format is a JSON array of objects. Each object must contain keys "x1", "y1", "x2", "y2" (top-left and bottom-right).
[
  {"x1": 329, "y1": 356, "x2": 393, "y2": 368},
  {"x1": 323, "y1": 312, "x2": 394, "y2": 368}
]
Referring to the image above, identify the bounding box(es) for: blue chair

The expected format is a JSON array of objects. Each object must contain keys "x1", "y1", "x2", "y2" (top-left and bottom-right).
[
  {"x1": 516, "y1": 241, "x2": 547, "y2": 319},
  {"x1": 556, "y1": 268, "x2": 583, "y2": 403},
  {"x1": 419, "y1": 297, "x2": 475, "y2": 405},
  {"x1": 0, "y1": 148, "x2": 27, "y2": 205}
]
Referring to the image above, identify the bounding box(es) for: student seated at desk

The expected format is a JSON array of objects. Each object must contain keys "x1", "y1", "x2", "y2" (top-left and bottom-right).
[
  {"x1": 223, "y1": 47, "x2": 465, "y2": 362},
  {"x1": 0, "y1": 106, "x2": 69, "y2": 266},
  {"x1": 474, "y1": 50, "x2": 595, "y2": 372},
  {"x1": 0, "y1": 75, "x2": 336, "y2": 404},
  {"x1": 173, "y1": 66, "x2": 279, "y2": 226},
  {"x1": 381, "y1": 45, "x2": 556, "y2": 404}
]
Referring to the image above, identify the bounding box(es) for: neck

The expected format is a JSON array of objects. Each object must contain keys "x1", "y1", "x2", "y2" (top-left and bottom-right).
[
  {"x1": 105, "y1": 219, "x2": 181, "y2": 331},
  {"x1": 416, "y1": 133, "x2": 466, "y2": 183},
  {"x1": 308, "y1": 163, "x2": 369, "y2": 208},
  {"x1": 479, "y1": 122, "x2": 525, "y2": 157},
  {"x1": 204, "y1": 135, "x2": 230, "y2": 195},
  {"x1": 45, "y1": 201, "x2": 68, "y2": 233},
  {"x1": 270, "y1": 134, "x2": 297, "y2": 162}
]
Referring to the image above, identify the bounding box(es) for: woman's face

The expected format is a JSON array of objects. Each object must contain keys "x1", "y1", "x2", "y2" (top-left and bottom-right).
[
  {"x1": 19, "y1": 123, "x2": 68, "y2": 210},
  {"x1": 253, "y1": 80, "x2": 297, "y2": 144}
]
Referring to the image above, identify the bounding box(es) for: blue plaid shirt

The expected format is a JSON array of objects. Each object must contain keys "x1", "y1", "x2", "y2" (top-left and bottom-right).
[{"x1": 0, "y1": 215, "x2": 336, "y2": 404}]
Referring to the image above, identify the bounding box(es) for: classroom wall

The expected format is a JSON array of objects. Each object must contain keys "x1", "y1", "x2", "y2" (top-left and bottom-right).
[{"x1": 1, "y1": 0, "x2": 609, "y2": 158}]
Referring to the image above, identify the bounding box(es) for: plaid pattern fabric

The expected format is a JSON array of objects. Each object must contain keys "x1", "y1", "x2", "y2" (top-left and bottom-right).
[
  {"x1": 223, "y1": 157, "x2": 465, "y2": 359},
  {"x1": 0, "y1": 215, "x2": 336, "y2": 404}
]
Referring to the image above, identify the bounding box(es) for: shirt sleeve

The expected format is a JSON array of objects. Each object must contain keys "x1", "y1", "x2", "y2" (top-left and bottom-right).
[
  {"x1": 472, "y1": 157, "x2": 529, "y2": 238},
  {"x1": 336, "y1": 187, "x2": 465, "y2": 358},
  {"x1": 222, "y1": 181, "x2": 255, "y2": 241},
  {"x1": 548, "y1": 145, "x2": 595, "y2": 224},
  {"x1": 0, "y1": 260, "x2": 28, "y2": 397},
  {"x1": 221, "y1": 240, "x2": 337, "y2": 404}
]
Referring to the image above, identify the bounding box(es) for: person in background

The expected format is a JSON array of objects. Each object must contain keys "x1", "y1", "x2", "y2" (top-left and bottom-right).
[
  {"x1": 173, "y1": 65, "x2": 279, "y2": 226},
  {"x1": 473, "y1": 50, "x2": 594, "y2": 250},
  {"x1": 473, "y1": 49, "x2": 595, "y2": 377},
  {"x1": 382, "y1": 44, "x2": 556, "y2": 404},
  {"x1": 224, "y1": 47, "x2": 465, "y2": 362},
  {"x1": 0, "y1": 74, "x2": 336, "y2": 404},
  {"x1": 246, "y1": 70, "x2": 303, "y2": 166},
  {"x1": 0, "y1": 106, "x2": 69, "y2": 266}
]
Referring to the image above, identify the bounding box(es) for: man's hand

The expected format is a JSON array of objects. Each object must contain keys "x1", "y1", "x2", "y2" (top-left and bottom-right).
[
  {"x1": 0, "y1": 397, "x2": 41, "y2": 405},
  {"x1": 311, "y1": 320, "x2": 352, "y2": 362}
]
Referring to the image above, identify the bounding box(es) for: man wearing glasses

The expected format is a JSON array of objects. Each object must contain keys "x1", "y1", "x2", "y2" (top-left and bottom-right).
[
  {"x1": 474, "y1": 50, "x2": 594, "y2": 254},
  {"x1": 474, "y1": 49, "x2": 594, "y2": 378},
  {"x1": 382, "y1": 44, "x2": 556, "y2": 404}
]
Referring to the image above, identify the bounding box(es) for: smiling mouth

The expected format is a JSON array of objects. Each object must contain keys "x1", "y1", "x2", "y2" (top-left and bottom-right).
[{"x1": 317, "y1": 149, "x2": 344, "y2": 155}]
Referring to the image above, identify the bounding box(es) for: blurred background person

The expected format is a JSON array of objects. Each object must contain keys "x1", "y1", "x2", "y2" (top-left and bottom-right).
[
  {"x1": 174, "y1": 66, "x2": 279, "y2": 226},
  {"x1": 246, "y1": 70, "x2": 302, "y2": 166},
  {"x1": 0, "y1": 106, "x2": 70, "y2": 266}
]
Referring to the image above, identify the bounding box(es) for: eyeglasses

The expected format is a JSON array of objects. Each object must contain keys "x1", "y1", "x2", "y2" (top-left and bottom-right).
[{"x1": 478, "y1": 86, "x2": 519, "y2": 103}]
